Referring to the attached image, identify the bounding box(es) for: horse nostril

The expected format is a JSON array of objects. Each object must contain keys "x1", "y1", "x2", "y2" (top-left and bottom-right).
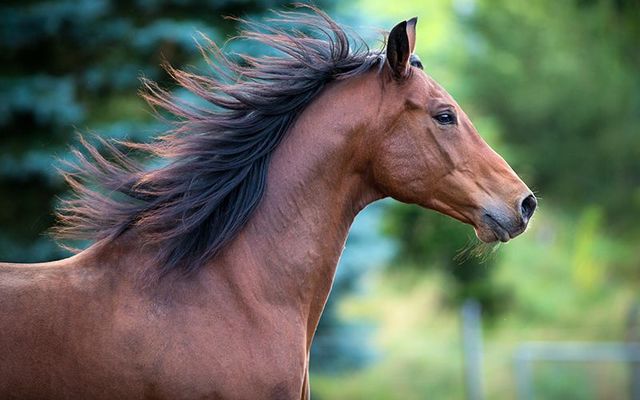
[{"x1": 520, "y1": 194, "x2": 537, "y2": 222}]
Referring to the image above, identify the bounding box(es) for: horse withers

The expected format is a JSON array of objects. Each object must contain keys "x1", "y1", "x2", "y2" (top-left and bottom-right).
[{"x1": 0, "y1": 7, "x2": 535, "y2": 400}]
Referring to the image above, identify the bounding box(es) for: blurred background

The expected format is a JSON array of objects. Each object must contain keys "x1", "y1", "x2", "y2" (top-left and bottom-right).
[{"x1": 1, "y1": 0, "x2": 639, "y2": 398}]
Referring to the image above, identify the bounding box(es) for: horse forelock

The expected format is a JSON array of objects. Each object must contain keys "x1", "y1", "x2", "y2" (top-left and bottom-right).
[{"x1": 53, "y1": 6, "x2": 385, "y2": 277}]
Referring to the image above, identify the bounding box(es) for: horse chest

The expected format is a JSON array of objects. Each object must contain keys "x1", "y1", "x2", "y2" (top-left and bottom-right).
[{"x1": 106, "y1": 305, "x2": 308, "y2": 399}]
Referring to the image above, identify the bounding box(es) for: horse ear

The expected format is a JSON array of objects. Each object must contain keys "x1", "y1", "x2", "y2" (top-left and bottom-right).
[
  {"x1": 406, "y1": 17, "x2": 417, "y2": 54},
  {"x1": 386, "y1": 17, "x2": 418, "y2": 79}
]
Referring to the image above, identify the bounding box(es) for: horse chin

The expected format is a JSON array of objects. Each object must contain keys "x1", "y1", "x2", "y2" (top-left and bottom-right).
[{"x1": 473, "y1": 225, "x2": 510, "y2": 244}]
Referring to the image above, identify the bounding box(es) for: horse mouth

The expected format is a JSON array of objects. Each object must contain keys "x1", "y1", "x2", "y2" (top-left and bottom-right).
[{"x1": 480, "y1": 214, "x2": 512, "y2": 243}]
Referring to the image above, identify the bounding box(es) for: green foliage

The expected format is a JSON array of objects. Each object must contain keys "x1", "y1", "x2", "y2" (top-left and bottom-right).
[
  {"x1": 312, "y1": 207, "x2": 638, "y2": 399},
  {"x1": 461, "y1": 0, "x2": 640, "y2": 233}
]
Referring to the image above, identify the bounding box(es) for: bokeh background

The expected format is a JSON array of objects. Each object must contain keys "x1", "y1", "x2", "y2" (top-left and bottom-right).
[{"x1": 1, "y1": 0, "x2": 639, "y2": 398}]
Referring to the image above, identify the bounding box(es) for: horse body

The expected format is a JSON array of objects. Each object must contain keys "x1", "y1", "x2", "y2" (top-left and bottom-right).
[
  {"x1": 0, "y1": 9, "x2": 536, "y2": 399},
  {"x1": 0, "y1": 245, "x2": 306, "y2": 399}
]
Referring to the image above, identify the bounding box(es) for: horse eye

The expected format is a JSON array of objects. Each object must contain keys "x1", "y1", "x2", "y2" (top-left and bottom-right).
[{"x1": 433, "y1": 112, "x2": 456, "y2": 125}]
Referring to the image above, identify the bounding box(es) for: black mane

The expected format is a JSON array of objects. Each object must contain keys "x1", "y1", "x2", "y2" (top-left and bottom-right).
[{"x1": 54, "y1": 6, "x2": 384, "y2": 275}]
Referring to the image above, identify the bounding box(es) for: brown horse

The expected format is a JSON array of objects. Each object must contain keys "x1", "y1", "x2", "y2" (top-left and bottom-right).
[{"x1": 0, "y1": 8, "x2": 536, "y2": 400}]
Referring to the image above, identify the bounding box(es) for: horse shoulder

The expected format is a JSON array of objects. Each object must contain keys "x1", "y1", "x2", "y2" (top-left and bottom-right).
[{"x1": 101, "y1": 264, "x2": 309, "y2": 399}]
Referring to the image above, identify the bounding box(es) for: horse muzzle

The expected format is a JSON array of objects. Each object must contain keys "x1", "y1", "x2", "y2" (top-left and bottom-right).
[{"x1": 476, "y1": 194, "x2": 537, "y2": 243}]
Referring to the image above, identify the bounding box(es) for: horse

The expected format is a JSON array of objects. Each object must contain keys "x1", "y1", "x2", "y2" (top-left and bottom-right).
[{"x1": 0, "y1": 7, "x2": 536, "y2": 400}]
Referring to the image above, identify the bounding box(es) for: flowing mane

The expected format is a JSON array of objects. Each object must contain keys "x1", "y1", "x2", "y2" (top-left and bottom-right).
[{"x1": 53, "y1": 7, "x2": 384, "y2": 275}]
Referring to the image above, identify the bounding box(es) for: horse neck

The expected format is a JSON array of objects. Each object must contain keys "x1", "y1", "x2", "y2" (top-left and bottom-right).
[{"x1": 220, "y1": 75, "x2": 382, "y2": 346}]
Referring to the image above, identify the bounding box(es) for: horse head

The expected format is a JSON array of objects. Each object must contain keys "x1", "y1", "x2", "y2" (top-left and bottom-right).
[{"x1": 368, "y1": 18, "x2": 536, "y2": 243}]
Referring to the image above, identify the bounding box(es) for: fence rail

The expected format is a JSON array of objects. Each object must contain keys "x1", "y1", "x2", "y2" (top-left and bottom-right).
[{"x1": 514, "y1": 342, "x2": 640, "y2": 400}]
